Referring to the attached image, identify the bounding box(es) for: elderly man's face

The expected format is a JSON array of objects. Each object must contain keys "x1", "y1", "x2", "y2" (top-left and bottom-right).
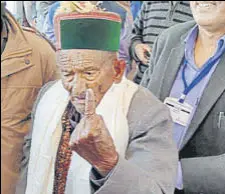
[
  {"x1": 190, "y1": 1, "x2": 225, "y2": 32},
  {"x1": 57, "y1": 49, "x2": 124, "y2": 114}
]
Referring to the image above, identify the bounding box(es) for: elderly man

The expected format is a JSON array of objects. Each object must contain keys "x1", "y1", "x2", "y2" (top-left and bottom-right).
[
  {"x1": 16, "y1": 2, "x2": 178, "y2": 194},
  {"x1": 141, "y1": 1, "x2": 225, "y2": 193},
  {"x1": 1, "y1": 2, "x2": 59, "y2": 194}
]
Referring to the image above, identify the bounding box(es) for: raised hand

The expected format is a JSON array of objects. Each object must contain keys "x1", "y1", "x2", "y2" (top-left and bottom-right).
[{"x1": 69, "y1": 89, "x2": 118, "y2": 176}]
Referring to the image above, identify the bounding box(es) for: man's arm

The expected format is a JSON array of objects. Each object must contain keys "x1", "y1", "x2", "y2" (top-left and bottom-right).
[
  {"x1": 15, "y1": 81, "x2": 57, "y2": 194},
  {"x1": 129, "y1": 2, "x2": 146, "y2": 62},
  {"x1": 90, "y1": 87, "x2": 178, "y2": 194},
  {"x1": 118, "y1": 12, "x2": 133, "y2": 75},
  {"x1": 181, "y1": 154, "x2": 225, "y2": 193},
  {"x1": 140, "y1": 34, "x2": 160, "y2": 88},
  {"x1": 15, "y1": 127, "x2": 32, "y2": 194},
  {"x1": 41, "y1": 36, "x2": 61, "y2": 82}
]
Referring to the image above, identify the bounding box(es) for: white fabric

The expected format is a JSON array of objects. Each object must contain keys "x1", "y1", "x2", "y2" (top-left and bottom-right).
[{"x1": 25, "y1": 78, "x2": 138, "y2": 194}]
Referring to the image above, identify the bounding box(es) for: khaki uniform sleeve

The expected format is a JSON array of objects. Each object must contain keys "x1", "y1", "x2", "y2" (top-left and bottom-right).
[{"x1": 42, "y1": 43, "x2": 61, "y2": 84}]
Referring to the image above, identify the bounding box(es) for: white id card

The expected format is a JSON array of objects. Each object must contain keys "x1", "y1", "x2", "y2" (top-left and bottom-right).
[{"x1": 164, "y1": 97, "x2": 193, "y2": 127}]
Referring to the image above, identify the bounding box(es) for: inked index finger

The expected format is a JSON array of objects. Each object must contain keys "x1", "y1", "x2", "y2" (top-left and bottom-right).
[{"x1": 84, "y1": 88, "x2": 96, "y2": 117}]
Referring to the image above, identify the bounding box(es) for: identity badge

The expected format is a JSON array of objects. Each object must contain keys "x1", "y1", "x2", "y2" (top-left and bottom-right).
[{"x1": 164, "y1": 97, "x2": 193, "y2": 127}]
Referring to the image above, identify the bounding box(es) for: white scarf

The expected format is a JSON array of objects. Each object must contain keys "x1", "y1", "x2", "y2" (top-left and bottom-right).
[{"x1": 25, "y1": 77, "x2": 138, "y2": 194}]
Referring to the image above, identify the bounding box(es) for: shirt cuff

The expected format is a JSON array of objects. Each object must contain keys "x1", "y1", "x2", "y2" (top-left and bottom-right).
[
  {"x1": 176, "y1": 161, "x2": 183, "y2": 190},
  {"x1": 90, "y1": 167, "x2": 115, "y2": 187}
]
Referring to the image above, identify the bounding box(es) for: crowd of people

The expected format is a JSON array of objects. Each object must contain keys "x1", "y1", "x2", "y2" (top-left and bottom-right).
[{"x1": 1, "y1": 1, "x2": 225, "y2": 194}]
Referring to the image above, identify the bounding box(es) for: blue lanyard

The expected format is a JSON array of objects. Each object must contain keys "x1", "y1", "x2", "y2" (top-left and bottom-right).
[{"x1": 179, "y1": 52, "x2": 223, "y2": 103}]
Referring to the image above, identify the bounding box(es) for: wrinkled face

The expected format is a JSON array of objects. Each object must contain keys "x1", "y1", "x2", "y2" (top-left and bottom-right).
[
  {"x1": 57, "y1": 49, "x2": 124, "y2": 114},
  {"x1": 190, "y1": 1, "x2": 225, "y2": 32}
]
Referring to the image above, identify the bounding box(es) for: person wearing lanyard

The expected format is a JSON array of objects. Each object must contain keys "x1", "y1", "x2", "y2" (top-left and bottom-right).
[{"x1": 141, "y1": 1, "x2": 225, "y2": 194}]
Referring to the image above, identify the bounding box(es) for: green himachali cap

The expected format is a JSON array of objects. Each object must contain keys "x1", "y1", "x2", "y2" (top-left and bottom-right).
[{"x1": 54, "y1": 11, "x2": 122, "y2": 51}]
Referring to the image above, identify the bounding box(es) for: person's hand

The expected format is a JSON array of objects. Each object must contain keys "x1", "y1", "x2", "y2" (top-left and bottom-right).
[
  {"x1": 69, "y1": 89, "x2": 118, "y2": 176},
  {"x1": 134, "y1": 43, "x2": 151, "y2": 65}
]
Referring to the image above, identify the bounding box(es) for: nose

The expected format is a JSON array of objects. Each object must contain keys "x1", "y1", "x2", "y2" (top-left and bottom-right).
[{"x1": 71, "y1": 73, "x2": 86, "y2": 96}]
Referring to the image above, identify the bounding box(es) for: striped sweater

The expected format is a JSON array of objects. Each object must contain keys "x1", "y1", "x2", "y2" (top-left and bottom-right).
[{"x1": 130, "y1": 1, "x2": 193, "y2": 84}]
